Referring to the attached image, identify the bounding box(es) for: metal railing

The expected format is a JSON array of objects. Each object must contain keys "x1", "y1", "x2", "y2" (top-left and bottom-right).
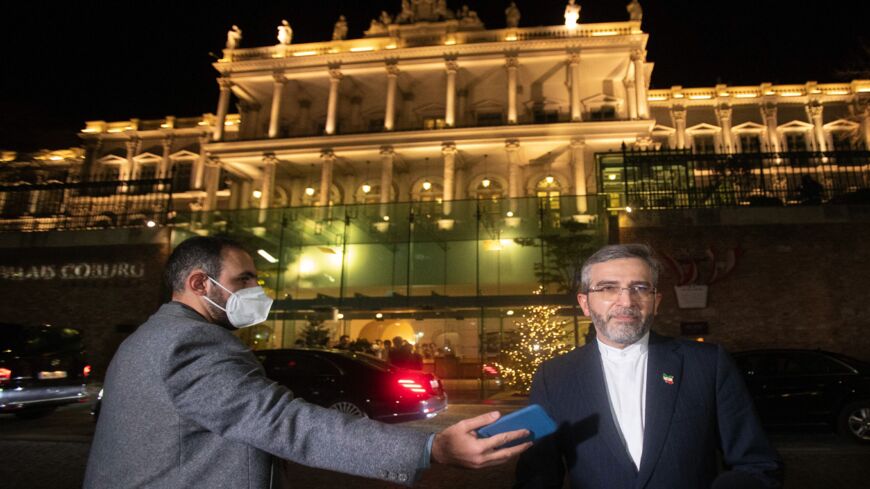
[
  {"x1": 0, "y1": 178, "x2": 173, "y2": 232},
  {"x1": 599, "y1": 147, "x2": 870, "y2": 209}
]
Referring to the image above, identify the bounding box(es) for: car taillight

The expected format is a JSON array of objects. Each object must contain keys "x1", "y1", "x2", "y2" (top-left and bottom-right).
[
  {"x1": 398, "y1": 378, "x2": 428, "y2": 394},
  {"x1": 482, "y1": 363, "x2": 499, "y2": 376},
  {"x1": 83, "y1": 365, "x2": 92, "y2": 378},
  {"x1": 0, "y1": 367, "x2": 11, "y2": 383}
]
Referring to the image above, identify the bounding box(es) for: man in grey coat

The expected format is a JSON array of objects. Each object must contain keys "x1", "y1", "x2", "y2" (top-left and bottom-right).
[{"x1": 84, "y1": 236, "x2": 529, "y2": 488}]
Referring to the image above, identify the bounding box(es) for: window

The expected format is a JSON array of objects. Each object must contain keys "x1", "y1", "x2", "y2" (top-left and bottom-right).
[
  {"x1": 785, "y1": 132, "x2": 807, "y2": 152},
  {"x1": 368, "y1": 118, "x2": 385, "y2": 132},
  {"x1": 693, "y1": 135, "x2": 716, "y2": 153},
  {"x1": 831, "y1": 131, "x2": 854, "y2": 151},
  {"x1": 171, "y1": 161, "x2": 193, "y2": 192},
  {"x1": 590, "y1": 106, "x2": 616, "y2": 121},
  {"x1": 423, "y1": 118, "x2": 446, "y2": 130},
  {"x1": 739, "y1": 134, "x2": 761, "y2": 153},
  {"x1": 476, "y1": 112, "x2": 504, "y2": 126},
  {"x1": 533, "y1": 110, "x2": 559, "y2": 123}
]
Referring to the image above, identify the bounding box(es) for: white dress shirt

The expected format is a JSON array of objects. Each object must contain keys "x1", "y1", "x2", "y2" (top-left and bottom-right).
[{"x1": 597, "y1": 332, "x2": 650, "y2": 469}]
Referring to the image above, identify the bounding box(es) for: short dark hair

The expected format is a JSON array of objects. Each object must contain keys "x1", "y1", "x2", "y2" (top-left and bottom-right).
[
  {"x1": 579, "y1": 243, "x2": 661, "y2": 293},
  {"x1": 164, "y1": 236, "x2": 247, "y2": 292}
]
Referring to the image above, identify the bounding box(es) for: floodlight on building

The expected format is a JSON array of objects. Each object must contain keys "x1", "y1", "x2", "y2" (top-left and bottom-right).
[
  {"x1": 375, "y1": 313, "x2": 383, "y2": 319},
  {"x1": 481, "y1": 177, "x2": 491, "y2": 188},
  {"x1": 383, "y1": 215, "x2": 390, "y2": 222},
  {"x1": 292, "y1": 50, "x2": 318, "y2": 57},
  {"x1": 506, "y1": 211, "x2": 514, "y2": 217},
  {"x1": 49, "y1": 155, "x2": 64, "y2": 161},
  {"x1": 625, "y1": 206, "x2": 633, "y2": 213},
  {"x1": 545, "y1": 175, "x2": 555, "y2": 184},
  {"x1": 350, "y1": 46, "x2": 375, "y2": 52},
  {"x1": 422, "y1": 180, "x2": 432, "y2": 191},
  {"x1": 337, "y1": 313, "x2": 344, "y2": 320},
  {"x1": 252, "y1": 190, "x2": 262, "y2": 199},
  {"x1": 506, "y1": 310, "x2": 515, "y2": 316},
  {"x1": 362, "y1": 183, "x2": 372, "y2": 193},
  {"x1": 146, "y1": 220, "x2": 156, "y2": 228},
  {"x1": 305, "y1": 186, "x2": 315, "y2": 196},
  {"x1": 257, "y1": 249, "x2": 279, "y2": 264},
  {"x1": 608, "y1": 174, "x2": 617, "y2": 180}
]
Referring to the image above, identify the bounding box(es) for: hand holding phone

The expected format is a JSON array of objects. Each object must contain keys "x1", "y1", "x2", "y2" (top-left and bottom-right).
[{"x1": 477, "y1": 404, "x2": 557, "y2": 448}]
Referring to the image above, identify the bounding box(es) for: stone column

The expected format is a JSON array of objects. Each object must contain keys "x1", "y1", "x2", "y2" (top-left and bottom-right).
[
  {"x1": 715, "y1": 104, "x2": 734, "y2": 153},
  {"x1": 761, "y1": 103, "x2": 781, "y2": 153},
  {"x1": 632, "y1": 49, "x2": 649, "y2": 119},
  {"x1": 269, "y1": 72, "x2": 287, "y2": 138},
  {"x1": 862, "y1": 105, "x2": 870, "y2": 150},
  {"x1": 444, "y1": 58, "x2": 458, "y2": 127},
  {"x1": 123, "y1": 137, "x2": 139, "y2": 182},
  {"x1": 457, "y1": 89, "x2": 468, "y2": 126},
  {"x1": 289, "y1": 178, "x2": 303, "y2": 207},
  {"x1": 806, "y1": 102, "x2": 827, "y2": 153},
  {"x1": 624, "y1": 79, "x2": 637, "y2": 120},
  {"x1": 193, "y1": 134, "x2": 208, "y2": 189},
  {"x1": 214, "y1": 77, "x2": 232, "y2": 141},
  {"x1": 379, "y1": 146, "x2": 394, "y2": 206},
  {"x1": 239, "y1": 179, "x2": 252, "y2": 209},
  {"x1": 259, "y1": 154, "x2": 277, "y2": 222},
  {"x1": 82, "y1": 139, "x2": 102, "y2": 182},
  {"x1": 506, "y1": 55, "x2": 519, "y2": 124},
  {"x1": 203, "y1": 157, "x2": 221, "y2": 211},
  {"x1": 325, "y1": 66, "x2": 342, "y2": 135},
  {"x1": 570, "y1": 138, "x2": 588, "y2": 213},
  {"x1": 319, "y1": 149, "x2": 335, "y2": 207},
  {"x1": 442, "y1": 143, "x2": 457, "y2": 215},
  {"x1": 159, "y1": 136, "x2": 173, "y2": 180},
  {"x1": 505, "y1": 139, "x2": 521, "y2": 212},
  {"x1": 568, "y1": 51, "x2": 582, "y2": 122},
  {"x1": 671, "y1": 105, "x2": 687, "y2": 149},
  {"x1": 384, "y1": 62, "x2": 399, "y2": 131}
]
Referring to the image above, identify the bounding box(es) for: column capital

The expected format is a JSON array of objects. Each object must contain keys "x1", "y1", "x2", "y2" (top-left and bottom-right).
[
  {"x1": 206, "y1": 155, "x2": 221, "y2": 167},
  {"x1": 570, "y1": 137, "x2": 586, "y2": 148},
  {"x1": 630, "y1": 48, "x2": 646, "y2": 61},
  {"x1": 320, "y1": 148, "x2": 336, "y2": 160},
  {"x1": 444, "y1": 55, "x2": 459, "y2": 73},
  {"x1": 714, "y1": 104, "x2": 732, "y2": 122},
  {"x1": 385, "y1": 61, "x2": 400, "y2": 77},
  {"x1": 505, "y1": 53, "x2": 519, "y2": 69},
  {"x1": 760, "y1": 102, "x2": 777, "y2": 119},
  {"x1": 198, "y1": 133, "x2": 211, "y2": 145},
  {"x1": 161, "y1": 135, "x2": 174, "y2": 150},
  {"x1": 328, "y1": 67, "x2": 343, "y2": 81},
  {"x1": 623, "y1": 78, "x2": 636, "y2": 88},
  {"x1": 379, "y1": 145, "x2": 395, "y2": 156},
  {"x1": 441, "y1": 142, "x2": 457, "y2": 155},
  {"x1": 217, "y1": 77, "x2": 234, "y2": 90},
  {"x1": 505, "y1": 139, "x2": 521, "y2": 151},
  {"x1": 125, "y1": 137, "x2": 139, "y2": 152},
  {"x1": 671, "y1": 105, "x2": 687, "y2": 121},
  {"x1": 566, "y1": 50, "x2": 581, "y2": 65},
  {"x1": 806, "y1": 102, "x2": 824, "y2": 120},
  {"x1": 272, "y1": 71, "x2": 287, "y2": 83},
  {"x1": 262, "y1": 152, "x2": 278, "y2": 164}
]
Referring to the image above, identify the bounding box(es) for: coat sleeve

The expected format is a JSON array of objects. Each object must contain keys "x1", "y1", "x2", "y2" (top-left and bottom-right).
[
  {"x1": 714, "y1": 344, "x2": 784, "y2": 488},
  {"x1": 514, "y1": 362, "x2": 566, "y2": 489},
  {"x1": 162, "y1": 324, "x2": 431, "y2": 486}
]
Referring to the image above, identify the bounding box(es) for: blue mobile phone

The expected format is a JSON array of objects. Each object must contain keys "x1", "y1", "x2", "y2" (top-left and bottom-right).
[{"x1": 477, "y1": 404, "x2": 557, "y2": 448}]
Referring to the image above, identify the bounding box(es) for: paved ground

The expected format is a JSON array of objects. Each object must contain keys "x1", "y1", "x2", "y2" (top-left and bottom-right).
[{"x1": 2, "y1": 393, "x2": 869, "y2": 489}]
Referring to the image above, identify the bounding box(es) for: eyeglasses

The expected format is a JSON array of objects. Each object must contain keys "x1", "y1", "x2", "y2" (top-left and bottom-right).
[{"x1": 586, "y1": 284, "x2": 657, "y2": 302}]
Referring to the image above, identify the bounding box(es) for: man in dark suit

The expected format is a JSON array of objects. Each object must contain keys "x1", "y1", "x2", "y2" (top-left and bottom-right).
[
  {"x1": 515, "y1": 244, "x2": 782, "y2": 489},
  {"x1": 85, "y1": 236, "x2": 529, "y2": 488}
]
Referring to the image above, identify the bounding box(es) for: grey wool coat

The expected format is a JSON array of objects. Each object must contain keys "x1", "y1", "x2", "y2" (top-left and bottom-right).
[{"x1": 84, "y1": 302, "x2": 431, "y2": 488}]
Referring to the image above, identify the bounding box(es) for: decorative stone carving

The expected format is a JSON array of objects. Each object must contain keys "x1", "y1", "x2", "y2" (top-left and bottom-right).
[
  {"x1": 626, "y1": 0, "x2": 643, "y2": 21},
  {"x1": 505, "y1": 2, "x2": 521, "y2": 28},
  {"x1": 332, "y1": 15, "x2": 348, "y2": 41},
  {"x1": 564, "y1": 0, "x2": 581, "y2": 28},
  {"x1": 225, "y1": 25, "x2": 242, "y2": 50},
  {"x1": 277, "y1": 20, "x2": 293, "y2": 45}
]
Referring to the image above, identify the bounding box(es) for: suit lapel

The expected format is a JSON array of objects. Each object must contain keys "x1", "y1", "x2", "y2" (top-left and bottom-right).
[
  {"x1": 574, "y1": 341, "x2": 638, "y2": 474},
  {"x1": 636, "y1": 333, "x2": 683, "y2": 489}
]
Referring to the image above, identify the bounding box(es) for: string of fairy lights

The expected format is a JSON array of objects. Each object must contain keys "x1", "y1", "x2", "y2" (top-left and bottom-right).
[{"x1": 495, "y1": 287, "x2": 572, "y2": 393}]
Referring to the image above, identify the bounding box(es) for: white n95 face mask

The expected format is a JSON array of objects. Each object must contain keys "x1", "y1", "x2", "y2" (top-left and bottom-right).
[{"x1": 203, "y1": 276, "x2": 273, "y2": 328}]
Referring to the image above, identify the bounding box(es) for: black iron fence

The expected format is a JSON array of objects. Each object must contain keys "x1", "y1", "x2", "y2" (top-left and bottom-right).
[
  {"x1": 599, "y1": 147, "x2": 870, "y2": 209},
  {"x1": 0, "y1": 178, "x2": 173, "y2": 232}
]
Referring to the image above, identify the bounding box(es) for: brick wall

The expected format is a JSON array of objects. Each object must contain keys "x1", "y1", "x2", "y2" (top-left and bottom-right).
[{"x1": 620, "y1": 207, "x2": 870, "y2": 361}]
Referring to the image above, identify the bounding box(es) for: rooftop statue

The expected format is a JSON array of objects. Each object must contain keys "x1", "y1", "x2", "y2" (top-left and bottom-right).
[
  {"x1": 627, "y1": 0, "x2": 643, "y2": 21},
  {"x1": 457, "y1": 5, "x2": 482, "y2": 26},
  {"x1": 225, "y1": 25, "x2": 242, "y2": 50},
  {"x1": 397, "y1": 0, "x2": 414, "y2": 23},
  {"x1": 505, "y1": 2, "x2": 521, "y2": 28},
  {"x1": 564, "y1": 0, "x2": 581, "y2": 29},
  {"x1": 379, "y1": 11, "x2": 393, "y2": 26},
  {"x1": 332, "y1": 15, "x2": 348, "y2": 41},
  {"x1": 277, "y1": 20, "x2": 293, "y2": 45}
]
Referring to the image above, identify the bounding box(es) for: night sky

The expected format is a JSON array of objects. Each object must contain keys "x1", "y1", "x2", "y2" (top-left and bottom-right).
[{"x1": 3, "y1": 0, "x2": 868, "y2": 151}]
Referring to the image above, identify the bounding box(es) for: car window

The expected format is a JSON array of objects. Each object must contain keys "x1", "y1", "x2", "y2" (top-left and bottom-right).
[
  {"x1": 260, "y1": 352, "x2": 340, "y2": 376},
  {"x1": 783, "y1": 352, "x2": 853, "y2": 375},
  {"x1": 736, "y1": 354, "x2": 780, "y2": 376},
  {"x1": 0, "y1": 324, "x2": 82, "y2": 354}
]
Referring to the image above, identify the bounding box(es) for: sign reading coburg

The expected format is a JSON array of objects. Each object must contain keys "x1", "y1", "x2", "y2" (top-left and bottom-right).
[{"x1": 0, "y1": 262, "x2": 146, "y2": 281}]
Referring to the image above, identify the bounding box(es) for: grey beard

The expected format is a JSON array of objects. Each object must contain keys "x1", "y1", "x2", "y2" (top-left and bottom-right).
[
  {"x1": 204, "y1": 289, "x2": 231, "y2": 327},
  {"x1": 590, "y1": 308, "x2": 654, "y2": 346}
]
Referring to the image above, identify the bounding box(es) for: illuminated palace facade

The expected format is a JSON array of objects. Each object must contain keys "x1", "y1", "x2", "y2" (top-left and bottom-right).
[{"x1": 3, "y1": 1, "x2": 870, "y2": 373}]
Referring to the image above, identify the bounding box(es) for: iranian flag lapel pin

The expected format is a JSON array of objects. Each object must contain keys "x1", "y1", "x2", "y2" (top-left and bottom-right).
[{"x1": 662, "y1": 373, "x2": 675, "y2": 385}]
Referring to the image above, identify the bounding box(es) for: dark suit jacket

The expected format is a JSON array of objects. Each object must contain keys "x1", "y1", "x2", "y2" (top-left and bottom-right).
[{"x1": 515, "y1": 332, "x2": 783, "y2": 489}]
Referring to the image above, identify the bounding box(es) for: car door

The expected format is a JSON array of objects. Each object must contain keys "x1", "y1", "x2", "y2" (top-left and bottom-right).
[{"x1": 260, "y1": 351, "x2": 342, "y2": 407}]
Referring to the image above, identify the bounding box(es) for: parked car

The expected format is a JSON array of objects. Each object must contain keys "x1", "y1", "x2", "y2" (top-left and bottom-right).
[
  {"x1": 733, "y1": 349, "x2": 870, "y2": 443},
  {"x1": 255, "y1": 348, "x2": 448, "y2": 422},
  {"x1": 0, "y1": 323, "x2": 90, "y2": 418}
]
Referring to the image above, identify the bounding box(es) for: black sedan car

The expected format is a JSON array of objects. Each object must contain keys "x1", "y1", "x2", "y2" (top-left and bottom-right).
[
  {"x1": 255, "y1": 348, "x2": 447, "y2": 422},
  {"x1": 733, "y1": 349, "x2": 870, "y2": 443},
  {"x1": 1, "y1": 323, "x2": 90, "y2": 418}
]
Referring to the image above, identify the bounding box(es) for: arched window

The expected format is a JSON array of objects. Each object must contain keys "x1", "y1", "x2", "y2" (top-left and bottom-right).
[{"x1": 536, "y1": 176, "x2": 561, "y2": 210}]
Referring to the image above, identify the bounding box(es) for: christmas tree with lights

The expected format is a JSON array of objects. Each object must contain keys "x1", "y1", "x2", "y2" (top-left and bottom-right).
[{"x1": 496, "y1": 288, "x2": 572, "y2": 394}]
